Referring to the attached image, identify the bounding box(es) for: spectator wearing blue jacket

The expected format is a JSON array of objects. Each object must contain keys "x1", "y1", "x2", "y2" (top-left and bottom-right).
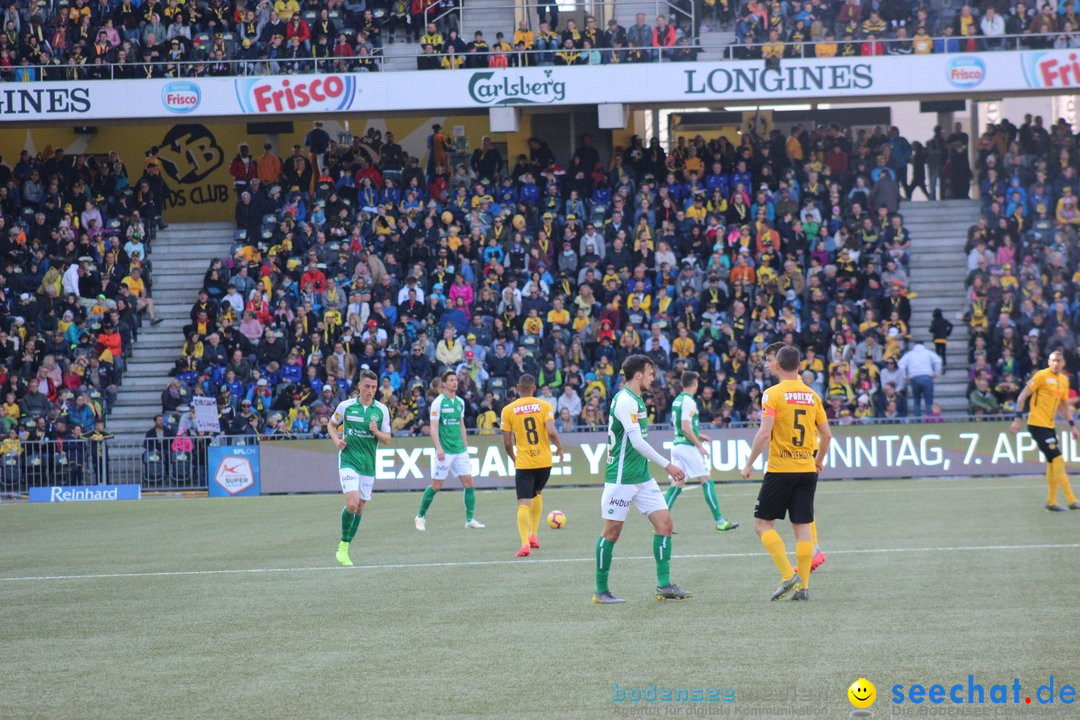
[
  {"x1": 67, "y1": 393, "x2": 97, "y2": 433},
  {"x1": 887, "y1": 126, "x2": 913, "y2": 195}
]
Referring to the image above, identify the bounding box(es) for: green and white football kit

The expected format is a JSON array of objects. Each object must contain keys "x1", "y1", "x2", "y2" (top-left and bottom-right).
[
  {"x1": 670, "y1": 392, "x2": 709, "y2": 478},
  {"x1": 415, "y1": 392, "x2": 482, "y2": 528},
  {"x1": 331, "y1": 398, "x2": 391, "y2": 501},
  {"x1": 600, "y1": 388, "x2": 668, "y2": 522},
  {"x1": 594, "y1": 385, "x2": 692, "y2": 602},
  {"x1": 430, "y1": 393, "x2": 471, "y2": 480}
]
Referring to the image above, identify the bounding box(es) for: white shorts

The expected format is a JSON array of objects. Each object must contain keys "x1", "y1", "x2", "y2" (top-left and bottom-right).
[
  {"x1": 600, "y1": 480, "x2": 668, "y2": 522},
  {"x1": 339, "y1": 468, "x2": 374, "y2": 501},
  {"x1": 671, "y1": 444, "x2": 709, "y2": 479},
  {"x1": 434, "y1": 452, "x2": 472, "y2": 480}
]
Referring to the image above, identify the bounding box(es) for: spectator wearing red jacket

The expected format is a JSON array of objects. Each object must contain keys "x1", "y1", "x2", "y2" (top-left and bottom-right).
[
  {"x1": 229, "y1": 144, "x2": 257, "y2": 190},
  {"x1": 860, "y1": 34, "x2": 884, "y2": 56},
  {"x1": 286, "y1": 14, "x2": 311, "y2": 52},
  {"x1": 300, "y1": 260, "x2": 327, "y2": 293},
  {"x1": 652, "y1": 15, "x2": 675, "y2": 48}
]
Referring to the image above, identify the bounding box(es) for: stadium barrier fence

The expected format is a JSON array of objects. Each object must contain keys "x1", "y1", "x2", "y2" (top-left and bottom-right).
[
  {"x1": 7, "y1": 31, "x2": 1061, "y2": 79},
  {"x1": 0, "y1": 416, "x2": 1063, "y2": 494}
]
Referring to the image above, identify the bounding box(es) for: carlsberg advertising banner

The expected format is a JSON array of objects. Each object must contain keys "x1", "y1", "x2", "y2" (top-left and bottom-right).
[
  {"x1": 2, "y1": 50, "x2": 1077, "y2": 122},
  {"x1": 258, "y1": 421, "x2": 1062, "y2": 494}
]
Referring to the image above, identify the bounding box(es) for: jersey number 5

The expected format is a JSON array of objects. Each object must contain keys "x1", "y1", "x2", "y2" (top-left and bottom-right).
[{"x1": 792, "y1": 409, "x2": 807, "y2": 447}]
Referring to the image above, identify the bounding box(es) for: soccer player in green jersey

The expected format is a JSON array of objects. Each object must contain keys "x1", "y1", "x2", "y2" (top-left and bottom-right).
[
  {"x1": 415, "y1": 370, "x2": 485, "y2": 530},
  {"x1": 328, "y1": 369, "x2": 392, "y2": 567},
  {"x1": 594, "y1": 354, "x2": 692, "y2": 604},
  {"x1": 665, "y1": 370, "x2": 739, "y2": 531}
]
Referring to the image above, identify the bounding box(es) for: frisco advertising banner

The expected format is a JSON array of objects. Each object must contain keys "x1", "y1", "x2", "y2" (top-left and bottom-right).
[
  {"x1": 28, "y1": 484, "x2": 142, "y2": 502},
  {"x1": 258, "y1": 421, "x2": 1063, "y2": 495},
  {"x1": 0, "y1": 50, "x2": 1072, "y2": 123}
]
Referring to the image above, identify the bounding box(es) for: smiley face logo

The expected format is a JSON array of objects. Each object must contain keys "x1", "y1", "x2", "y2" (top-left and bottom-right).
[{"x1": 848, "y1": 678, "x2": 876, "y2": 709}]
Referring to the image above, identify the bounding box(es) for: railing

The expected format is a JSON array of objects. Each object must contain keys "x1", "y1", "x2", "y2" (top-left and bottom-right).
[
  {"x1": 422, "y1": 0, "x2": 694, "y2": 38},
  {"x1": 0, "y1": 413, "x2": 1020, "y2": 494},
  {"x1": 5, "y1": 30, "x2": 1065, "y2": 80}
]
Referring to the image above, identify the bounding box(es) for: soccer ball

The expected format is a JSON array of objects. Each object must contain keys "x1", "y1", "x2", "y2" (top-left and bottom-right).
[{"x1": 546, "y1": 510, "x2": 566, "y2": 529}]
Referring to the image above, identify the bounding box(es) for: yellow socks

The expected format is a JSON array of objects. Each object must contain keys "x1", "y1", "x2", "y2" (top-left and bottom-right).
[
  {"x1": 1053, "y1": 457, "x2": 1077, "y2": 505},
  {"x1": 1047, "y1": 461, "x2": 1059, "y2": 505},
  {"x1": 796, "y1": 541, "x2": 814, "y2": 588},
  {"x1": 760, "y1": 529, "x2": 793, "y2": 580},
  {"x1": 529, "y1": 493, "x2": 543, "y2": 536},
  {"x1": 809, "y1": 520, "x2": 819, "y2": 549},
  {"x1": 516, "y1": 504, "x2": 531, "y2": 548}
]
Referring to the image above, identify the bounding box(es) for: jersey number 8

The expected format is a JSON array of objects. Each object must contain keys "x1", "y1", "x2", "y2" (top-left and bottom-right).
[{"x1": 524, "y1": 416, "x2": 539, "y2": 445}]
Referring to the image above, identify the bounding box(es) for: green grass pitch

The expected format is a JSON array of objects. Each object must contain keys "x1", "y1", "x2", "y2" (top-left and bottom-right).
[{"x1": 1, "y1": 475, "x2": 1078, "y2": 719}]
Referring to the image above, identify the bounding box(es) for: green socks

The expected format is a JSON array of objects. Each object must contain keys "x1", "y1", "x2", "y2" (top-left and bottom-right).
[
  {"x1": 654, "y1": 534, "x2": 672, "y2": 587},
  {"x1": 340, "y1": 507, "x2": 362, "y2": 543},
  {"x1": 703, "y1": 480, "x2": 722, "y2": 522},
  {"x1": 595, "y1": 535, "x2": 672, "y2": 592},
  {"x1": 417, "y1": 486, "x2": 437, "y2": 518},
  {"x1": 417, "y1": 486, "x2": 475, "y2": 521},
  {"x1": 666, "y1": 481, "x2": 723, "y2": 522},
  {"x1": 665, "y1": 484, "x2": 682, "y2": 508},
  {"x1": 464, "y1": 487, "x2": 476, "y2": 522},
  {"x1": 595, "y1": 537, "x2": 615, "y2": 594}
]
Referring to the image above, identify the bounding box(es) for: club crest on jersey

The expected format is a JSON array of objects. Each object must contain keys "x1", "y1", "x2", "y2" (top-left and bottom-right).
[{"x1": 784, "y1": 391, "x2": 816, "y2": 405}]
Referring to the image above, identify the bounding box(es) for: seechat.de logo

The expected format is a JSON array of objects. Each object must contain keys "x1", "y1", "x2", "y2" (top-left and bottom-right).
[
  {"x1": 161, "y1": 81, "x2": 202, "y2": 114},
  {"x1": 946, "y1": 57, "x2": 985, "y2": 89},
  {"x1": 234, "y1": 76, "x2": 356, "y2": 114}
]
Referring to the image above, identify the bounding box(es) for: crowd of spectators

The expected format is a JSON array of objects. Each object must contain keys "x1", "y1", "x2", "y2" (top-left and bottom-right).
[
  {"x1": 414, "y1": 13, "x2": 702, "y2": 69},
  {"x1": 6, "y1": 0, "x2": 1078, "y2": 80},
  {"x1": 727, "y1": 1, "x2": 1080, "y2": 59},
  {"x1": 0, "y1": 0, "x2": 705, "y2": 78},
  {"x1": 963, "y1": 113, "x2": 1080, "y2": 418},
  {"x1": 162, "y1": 117, "x2": 958, "y2": 441},
  {"x1": 0, "y1": 143, "x2": 170, "y2": 484}
]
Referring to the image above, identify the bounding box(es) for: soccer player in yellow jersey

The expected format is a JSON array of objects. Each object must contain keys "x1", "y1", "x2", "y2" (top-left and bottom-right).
[
  {"x1": 764, "y1": 342, "x2": 826, "y2": 571},
  {"x1": 743, "y1": 346, "x2": 832, "y2": 601},
  {"x1": 1009, "y1": 350, "x2": 1080, "y2": 511},
  {"x1": 501, "y1": 374, "x2": 564, "y2": 557}
]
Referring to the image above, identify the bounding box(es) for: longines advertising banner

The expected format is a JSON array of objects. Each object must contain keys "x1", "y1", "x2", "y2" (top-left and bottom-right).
[
  {"x1": 0, "y1": 50, "x2": 1072, "y2": 122},
  {"x1": 258, "y1": 421, "x2": 1064, "y2": 494}
]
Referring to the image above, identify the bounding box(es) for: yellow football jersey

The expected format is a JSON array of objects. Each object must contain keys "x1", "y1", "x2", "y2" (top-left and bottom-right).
[
  {"x1": 500, "y1": 397, "x2": 555, "y2": 469},
  {"x1": 763, "y1": 379, "x2": 828, "y2": 473},
  {"x1": 1027, "y1": 368, "x2": 1069, "y2": 429}
]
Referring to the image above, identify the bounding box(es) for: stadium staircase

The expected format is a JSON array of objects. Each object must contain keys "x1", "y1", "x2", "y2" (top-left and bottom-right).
[
  {"x1": 696, "y1": 27, "x2": 733, "y2": 60},
  {"x1": 459, "y1": 0, "x2": 517, "y2": 41},
  {"x1": 382, "y1": 0, "x2": 517, "y2": 71},
  {"x1": 903, "y1": 199, "x2": 981, "y2": 415},
  {"x1": 107, "y1": 222, "x2": 234, "y2": 443}
]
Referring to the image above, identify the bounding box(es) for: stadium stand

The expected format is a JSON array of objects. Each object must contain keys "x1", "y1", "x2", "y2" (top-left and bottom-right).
[
  {"x1": 963, "y1": 114, "x2": 1080, "y2": 417},
  {"x1": 0, "y1": 144, "x2": 170, "y2": 484},
  {"x1": 0, "y1": 0, "x2": 1073, "y2": 77},
  {"x1": 149, "y1": 116, "x2": 969, "y2": 439}
]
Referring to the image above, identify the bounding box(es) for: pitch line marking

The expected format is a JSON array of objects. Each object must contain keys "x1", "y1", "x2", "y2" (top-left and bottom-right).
[{"x1": 1, "y1": 543, "x2": 1076, "y2": 584}]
